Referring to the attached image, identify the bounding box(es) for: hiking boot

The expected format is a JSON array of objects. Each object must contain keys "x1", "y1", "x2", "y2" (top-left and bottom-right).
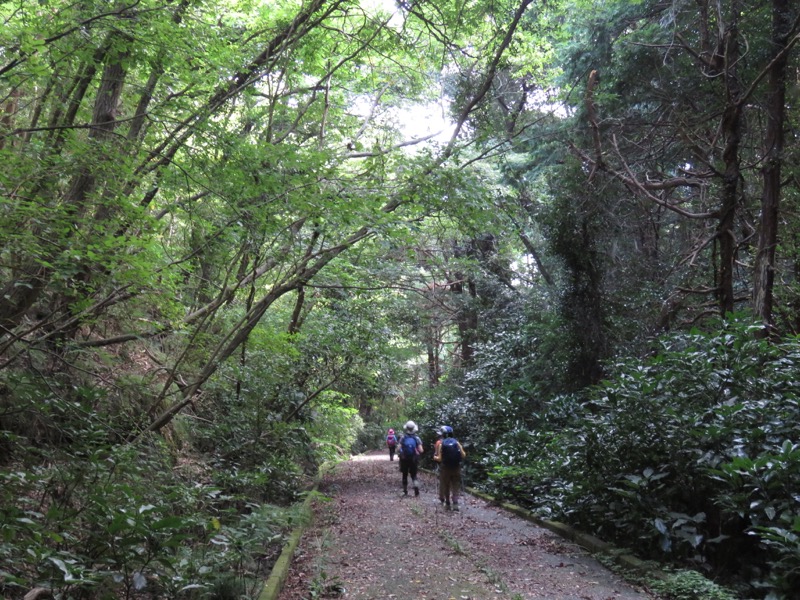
[
  {"x1": 403, "y1": 488, "x2": 408, "y2": 496},
  {"x1": 414, "y1": 486, "x2": 419, "y2": 497},
  {"x1": 452, "y1": 503, "x2": 460, "y2": 512},
  {"x1": 445, "y1": 502, "x2": 451, "y2": 511}
]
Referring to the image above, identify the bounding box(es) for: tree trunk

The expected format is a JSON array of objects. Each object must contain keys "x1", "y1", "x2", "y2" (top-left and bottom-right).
[
  {"x1": 716, "y1": 4, "x2": 742, "y2": 316},
  {"x1": 752, "y1": 0, "x2": 792, "y2": 331},
  {"x1": 449, "y1": 274, "x2": 478, "y2": 367},
  {"x1": 426, "y1": 325, "x2": 441, "y2": 387},
  {"x1": 288, "y1": 286, "x2": 306, "y2": 335},
  {"x1": 0, "y1": 45, "x2": 109, "y2": 334}
]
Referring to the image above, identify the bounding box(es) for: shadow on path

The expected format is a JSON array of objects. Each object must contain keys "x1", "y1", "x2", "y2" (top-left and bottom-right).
[{"x1": 277, "y1": 451, "x2": 657, "y2": 600}]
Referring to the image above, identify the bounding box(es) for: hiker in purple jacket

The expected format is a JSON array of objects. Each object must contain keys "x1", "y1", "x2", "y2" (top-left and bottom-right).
[{"x1": 386, "y1": 428, "x2": 397, "y2": 461}]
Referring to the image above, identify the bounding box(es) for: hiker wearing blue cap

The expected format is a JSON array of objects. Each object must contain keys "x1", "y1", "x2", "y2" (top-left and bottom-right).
[{"x1": 433, "y1": 425, "x2": 465, "y2": 511}]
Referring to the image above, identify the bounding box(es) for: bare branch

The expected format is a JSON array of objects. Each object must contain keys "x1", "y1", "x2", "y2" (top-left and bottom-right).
[
  {"x1": 739, "y1": 31, "x2": 800, "y2": 107},
  {"x1": 445, "y1": 0, "x2": 536, "y2": 153},
  {"x1": 611, "y1": 135, "x2": 718, "y2": 219}
]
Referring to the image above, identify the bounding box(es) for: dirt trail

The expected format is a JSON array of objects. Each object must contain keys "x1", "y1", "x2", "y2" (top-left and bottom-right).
[{"x1": 277, "y1": 451, "x2": 657, "y2": 600}]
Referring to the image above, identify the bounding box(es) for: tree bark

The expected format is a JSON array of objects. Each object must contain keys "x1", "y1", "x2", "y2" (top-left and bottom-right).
[
  {"x1": 752, "y1": 0, "x2": 793, "y2": 331},
  {"x1": 715, "y1": 3, "x2": 743, "y2": 316},
  {"x1": 288, "y1": 286, "x2": 306, "y2": 335}
]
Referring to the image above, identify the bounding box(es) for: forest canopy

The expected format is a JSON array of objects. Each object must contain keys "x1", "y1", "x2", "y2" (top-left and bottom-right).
[{"x1": 1, "y1": 0, "x2": 799, "y2": 598}]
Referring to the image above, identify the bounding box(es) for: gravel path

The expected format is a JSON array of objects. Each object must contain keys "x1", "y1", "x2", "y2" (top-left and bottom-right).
[{"x1": 277, "y1": 451, "x2": 657, "y2": 600}]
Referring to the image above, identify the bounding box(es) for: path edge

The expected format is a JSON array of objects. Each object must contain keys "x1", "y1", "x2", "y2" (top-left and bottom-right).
[
  {"x1": 257, "y1": 474, "x2": 323, "y2": 600},
  {"x1": 464, "y1": 485, "x2": 668, "y2": 581}
]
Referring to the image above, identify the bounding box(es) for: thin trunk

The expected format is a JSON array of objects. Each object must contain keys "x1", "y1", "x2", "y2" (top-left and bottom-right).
[
  {"x1": 126, "y1": 0, "x2": 190, "y2": 144},
  {"x1": 49, "y1": 43, "x2": 109, "y2": 151},
  {"x1": 24, "y1": 78, "x2": 54, "y2": 143},
  {"x1": 70, "y1": 63, "x2": 127, "y2": 199},
  {"x1": 0, "y1": 88, "x2": 20, "y2": 150},
  {"x1": 752, "y1": 0, "x2": 792, "y2": 331},
  {"x1": 426, "y1": 325, "x2": 440, "y2": 387},
  {"x1": 127, "y1": 66, "x2": 161, "y2": 143},
  {"x1": 0, "y1": 42, "x2": 117, "y2": 333},
  {"x1": 288, "y1": 286, "x2": 306, "y2": 335},
  {"x1": 236, "y1": 276, "x2": 258, "y2": 402},
  {"x1": 451, "y1": 275, "x2": 478, "y2": 366},
  {"x1": 518, "y1": 231, "x2": 554, "y2": 286},
  {"x1": 48, "y1": 48, "x2": 130, "y2": 343},
  {"x1": 716, "y1": 4, "x2": 742, "y2": 315}
]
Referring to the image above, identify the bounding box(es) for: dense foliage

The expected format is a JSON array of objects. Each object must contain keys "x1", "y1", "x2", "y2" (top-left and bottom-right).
[
  {"x1": 574, "y1": 322, "x2": 792, "y2": 591},
  {"x1": 423, "y1": 315, "x2": 800, "y2": 598}
]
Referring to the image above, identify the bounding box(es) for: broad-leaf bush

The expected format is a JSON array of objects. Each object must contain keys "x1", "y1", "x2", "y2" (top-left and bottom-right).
[
  {"x1": 354, "y1": 421, "x2": 389, "y2": 455},
  {"x1": 649, "y1": 569, "x2": 738, "y2": 600},
  {"x1": 0, "y1": 387, "x2": 297, "y2": 599},
  {"x1": 468, "y1": 316, "x2": 800, "y2": 597},
  {"x1": 479, "y1": 417, "x2": 579, "y2": 519},
  {"x1": 417, "y1": 304, "x2": 564, "y2": 480}
]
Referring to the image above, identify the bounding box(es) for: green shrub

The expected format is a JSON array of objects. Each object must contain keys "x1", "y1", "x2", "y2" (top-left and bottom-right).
[
  {"x1": 465, "y1": 315, "x2": 800, "y2": 597},
  {"x1": 650, "y1": 570, "x2": 737, "y2": 600},
  {"x1": 0, "y1": 374, "x2": 302, "y2": 600},
  {"x1": 303, "y1": 392, "x2": 364, "y2": 461},
  {"x1": 354, "y1": 421, "x2": 388, "y2": 454}
]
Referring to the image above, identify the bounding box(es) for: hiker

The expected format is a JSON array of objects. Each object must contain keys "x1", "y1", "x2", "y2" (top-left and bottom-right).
[
  {"x1": 386, "y1": 428, "x2": 397, "y2": 461},
  {"x1": 396, "y1": 420, "x2": 423, "y2": 496},
  {"x1": 434, "y1": 425, "x2": 465, "y2": 511}
]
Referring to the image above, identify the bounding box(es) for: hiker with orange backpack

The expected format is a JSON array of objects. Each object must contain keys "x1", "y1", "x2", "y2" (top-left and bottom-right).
[
  {"x1": 433, "y1": 426, "x2": 444, "y2": 456},
  {"x1": 433, "y1": 426, "x2": 445, "y2": 503},
  {"x1": 386, "y1": 428, "x2": 398, "y2": 461},
  {"x1": 396, "y1": 421, "x2": 423, "y2": 496},
  {"x1": 433, "y1": 425, "x2": 465, "y2": 511}
]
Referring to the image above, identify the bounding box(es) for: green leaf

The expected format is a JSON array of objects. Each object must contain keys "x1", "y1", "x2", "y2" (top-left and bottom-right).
[{"x1": 151, "y1": 516, "x2": 185, "y2": 530}]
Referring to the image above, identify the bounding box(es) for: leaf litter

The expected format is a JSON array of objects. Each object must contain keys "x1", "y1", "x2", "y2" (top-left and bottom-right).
[{"x1": 277, "y1": 451, "x2": 657, "y2": 600}]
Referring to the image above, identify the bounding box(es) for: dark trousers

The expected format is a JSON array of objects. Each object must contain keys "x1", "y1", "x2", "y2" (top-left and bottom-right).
[
  {"x1": 399, "y1": 457, "x2": 419, "y2": 490},
  {"x1": 388, "y1": 445, "x2": 396, "y2": 461}
]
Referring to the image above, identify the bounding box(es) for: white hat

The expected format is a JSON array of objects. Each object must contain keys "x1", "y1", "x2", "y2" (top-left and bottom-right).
[{"x1": 404, "y1": 420, "x2": 418, "y2": 433}]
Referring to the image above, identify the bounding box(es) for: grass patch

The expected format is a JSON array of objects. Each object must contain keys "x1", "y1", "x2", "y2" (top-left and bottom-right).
[{"x1": 440, "y1": 531, "x2": 467, "y2": 556}]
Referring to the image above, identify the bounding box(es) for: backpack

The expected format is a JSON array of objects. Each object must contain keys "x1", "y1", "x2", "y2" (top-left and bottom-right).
[
  {"x1": 386, "y1": 434, "x2": 397, "y2": 447},
  {"x1": 440, "y1": 437, "x2": 462, "y2": 467},
  {"x1": 399, "y1": 434, "x2": 418, "y2": 459}
]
